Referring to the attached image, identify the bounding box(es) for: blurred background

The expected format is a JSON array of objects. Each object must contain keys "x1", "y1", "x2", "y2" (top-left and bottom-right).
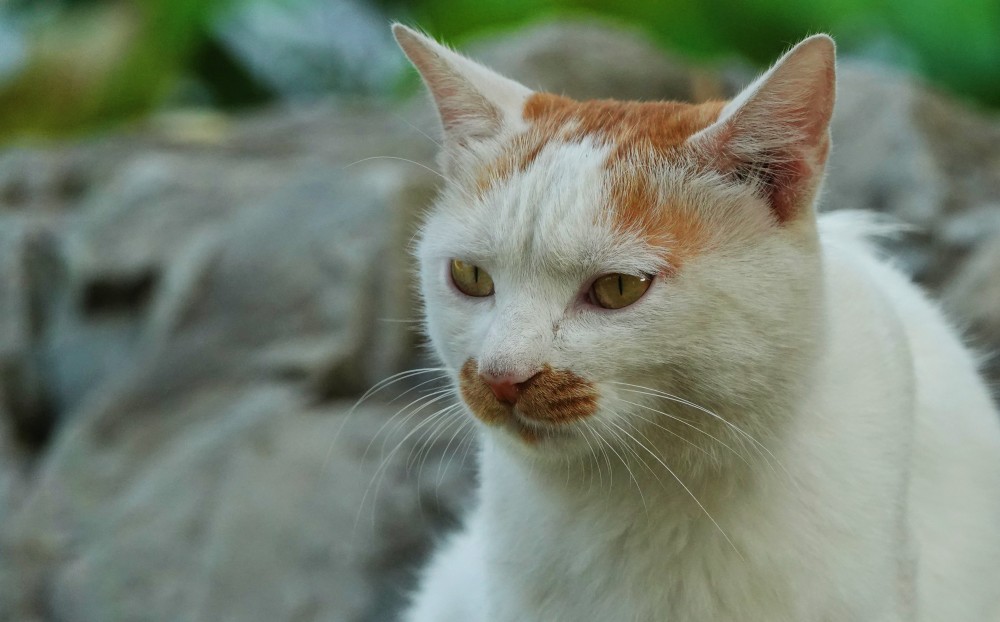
[
  {"x1": 0, "y1": 1, "x2": 998, "y2": 621},
  {"x1": 1, "y1": 0, "x2": 999, "y2": 142}
]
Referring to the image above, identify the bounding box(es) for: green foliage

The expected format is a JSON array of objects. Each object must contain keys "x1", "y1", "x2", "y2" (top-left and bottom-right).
[
  {"x1": 0, "y1": 0, "x2": 233, "y2": 141},
  {"x1": 1, "y1": 0, "x2": 997, "y2": 144},
  {"x1": 404, "y1": 0, "x2": 1000, "y2": 108}
]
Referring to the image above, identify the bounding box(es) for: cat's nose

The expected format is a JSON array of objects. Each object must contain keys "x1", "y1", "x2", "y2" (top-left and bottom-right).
[{"x1": 480, "y1": 371, "x2": 538, "y2": 405}]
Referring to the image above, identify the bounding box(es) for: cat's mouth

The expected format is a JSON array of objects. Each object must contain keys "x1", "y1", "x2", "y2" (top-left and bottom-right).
[{"x1": 458, "y1": 359, "x2": 598, "y2": 444}]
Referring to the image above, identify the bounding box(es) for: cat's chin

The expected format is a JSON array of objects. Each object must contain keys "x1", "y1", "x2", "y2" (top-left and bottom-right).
[{"x1": 480, "y1": 411, "x2": 595, "y2": 457}]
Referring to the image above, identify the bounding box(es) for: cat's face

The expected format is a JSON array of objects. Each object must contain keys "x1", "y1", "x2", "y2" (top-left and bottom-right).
[{"x1": 396, "y1": 26, "x2": 835, "y2": 459}]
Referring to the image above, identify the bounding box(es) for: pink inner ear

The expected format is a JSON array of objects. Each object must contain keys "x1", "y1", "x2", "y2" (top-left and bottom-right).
[
  {"x1": 693, "y1": 35, "x2": 836, "y2": 224},
  {"x1": 739, "y1": 139, "x2": 828, "y2": 224},
  {"x1": 393, "y1": 24, "x2": 533, "y2": 152},
  {"x1": 770, "y1": 158, "x2": 812, "y2": 224}
]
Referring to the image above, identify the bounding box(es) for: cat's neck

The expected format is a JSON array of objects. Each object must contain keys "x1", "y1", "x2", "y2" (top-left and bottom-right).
[{"x1": 480, "y1": 409, "x2": 782, "y2": 513}]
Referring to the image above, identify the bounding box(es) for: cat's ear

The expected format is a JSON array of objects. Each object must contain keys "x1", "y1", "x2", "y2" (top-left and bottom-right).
[
  {"x1": 687, "y1": 35, "x2": 836, "y2": 224},
  {"x1": 392, "y1": 24, "x2": 532, "y2": 150}
]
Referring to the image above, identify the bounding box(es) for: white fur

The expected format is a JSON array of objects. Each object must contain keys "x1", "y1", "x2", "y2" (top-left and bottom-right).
[{"x1": 396, "y1": 28, "x2": 1000, "y2": 622}]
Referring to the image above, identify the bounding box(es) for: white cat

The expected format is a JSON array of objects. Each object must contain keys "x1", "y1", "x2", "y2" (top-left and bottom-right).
[{"x1": 392, "y1": 24, "x2": 1000, "y2": 621}]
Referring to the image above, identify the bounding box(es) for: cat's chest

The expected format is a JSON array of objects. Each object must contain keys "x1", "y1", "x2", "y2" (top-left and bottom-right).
[{"x1": 477, "y1": 464, "x2": 804, "y2": 621}]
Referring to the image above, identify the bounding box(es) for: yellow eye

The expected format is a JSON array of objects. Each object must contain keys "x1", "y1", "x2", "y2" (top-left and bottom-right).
[
  {"x1": 589, "y1": 273, "x2": 652, "y2": 309},
  {"x1": 451, "y1": 260, "x2": 495, "y2": 297}
]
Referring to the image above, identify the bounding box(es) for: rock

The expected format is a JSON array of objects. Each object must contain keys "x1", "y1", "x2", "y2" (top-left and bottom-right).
[
  {"x1": 11, "y1": 97, "x2": 438, "y2": 425},
  {"x1": 0, "y1": 399, "x2": 27, "y2": 528},
  {"x1": 827, "y1": 63, "x2": 1000, "y2": 291},
  {"x1": 1, "y1": 93, "x2": 452, "y2": 622},
  {"x1": 943, "y1": 233, "x2": 1000, "y2": 383},
  {"x1": 213, "y1": 0, "x2": 404, "y2": 99},
  {"x1": 0, "y1": 217, "x2": 64, "y2": 617},
  {"x1": 135, "y1": 163, "x2": 431, "y2": 399},
  {"x1": 0, "y1": 217, "x2": 64, "y2": 451},
  {"x1": 2, "y1": 390, "x2": 473, "y2": 622},
  {"x1": 468, "y1": 19, "x2": 748, "y2": 103},
  {"x1": 0, "y1": 149, "x2": 86, "y2": 214}
]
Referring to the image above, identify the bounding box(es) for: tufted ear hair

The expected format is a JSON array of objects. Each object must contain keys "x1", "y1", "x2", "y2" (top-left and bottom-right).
[
  {"x1": 687, "y1": 35, "x2": 836, "y2": 224},
  {"x1": 392, "y1": 24, "x2": 532, "y2": 158}
]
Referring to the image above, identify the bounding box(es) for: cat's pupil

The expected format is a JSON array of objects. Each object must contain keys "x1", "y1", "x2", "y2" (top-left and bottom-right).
[
  {"x1": 589, "y1": 273, "x2": 652, "y2": 309},
  {"x1": 450, "y1": 259, "x2": 495, "y2": 297}
]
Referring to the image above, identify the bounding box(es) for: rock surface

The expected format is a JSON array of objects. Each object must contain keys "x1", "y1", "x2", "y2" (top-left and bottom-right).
[{"x1": 0, "y1": 19, "x2": 998, "y2": 622}]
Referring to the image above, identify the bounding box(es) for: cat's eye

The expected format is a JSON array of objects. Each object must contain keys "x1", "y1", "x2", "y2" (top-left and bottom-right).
[
  {"x1": 451, "y1": 259, "x2": 495, "y2": 297},
  {"x1": 589, "y1": 273, "x2": 652, "y2": 310}
]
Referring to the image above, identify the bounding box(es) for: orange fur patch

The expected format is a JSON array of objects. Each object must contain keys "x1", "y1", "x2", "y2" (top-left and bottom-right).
[
  {"x1": 521, "y1": 93, "x2": 726, "y2": 160},
  {"x1": 606, "y1": 171, "x2": 707, "y2": 270},
  {"x1": 459, "y1": 359, "x2": 598, "y2": 443},
  {"x1": 475, "y1": 94, "x2": 724, "y2": 265}
]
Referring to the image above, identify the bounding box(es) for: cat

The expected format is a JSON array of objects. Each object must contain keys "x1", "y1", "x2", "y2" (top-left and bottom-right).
[{"x1": 391, "y1": 23, "x2": 1000, "y2": 622}]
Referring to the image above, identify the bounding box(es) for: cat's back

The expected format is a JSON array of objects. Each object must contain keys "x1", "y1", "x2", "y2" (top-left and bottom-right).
[{"x1": 818, "y1": 212, "x2": 1000, "y2": 621}]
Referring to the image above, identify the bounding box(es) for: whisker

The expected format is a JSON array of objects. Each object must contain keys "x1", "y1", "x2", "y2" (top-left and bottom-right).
[
  {"x1": 605, "y1": 419, "x2": 662, "y2": 516},
  {"x1": 409, "y1": 407, "x2": 459, "y2": 473},
  {"x1": 342, "y1": 155, "x2": 480, "y2": 205},
  {"x1": 608, "y1": 418, "x2": 666, "y2": 489},
  {"x1": 614, "y1": 416, "x2": 745, "y2": 561},
  {"x1": 609, "y1": 382, "x2": 783, "y2": 475},
  {"x1": 577, "y1": 419, "x2": 604, "y2": 491},
  {"x1": 457, "y1": 422, "x2": 479, "y2": 468},
  {"x1": 355, "y1": 401, "x2": 461, "y2": 531},
  {"x1": 413, "y1": 405, "x2": 466, "y2": 495},
  {"x1": 370, "y1": 387, "x2": 458, "y2": 459},
  {"x1": 612, "y1": 397, "x2": 753, "y2": 468},
  {"x1": 596, "y1": 420, "x2": 647, "y2": 511},
  {"x1": 439, "y1": 417, "x2": 476, "y2": 483},
  {"x1": 390, "y1": 111, "x2": 445, "y2": 149},
  {"x1": 326, "y1": 367, "x2": 449, "y2": 468}
]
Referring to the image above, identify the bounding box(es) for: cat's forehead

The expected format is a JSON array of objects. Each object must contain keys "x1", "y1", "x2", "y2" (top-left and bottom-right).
[
  {"x1": 475, "y1": 94, "x2": 726, "y2": 193},
  {"x1": 432, "y1": 138, "x2": 647, "y2": 277},
  {"x1": 440, "y1": 94, "x2": 727, "y2": 275},
  {"x1": 523, "y1": 93, "x2": 726, "y2": 155}
]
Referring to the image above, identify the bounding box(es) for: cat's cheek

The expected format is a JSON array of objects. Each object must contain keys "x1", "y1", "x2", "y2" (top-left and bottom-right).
[{"x1": 424, "y1": 287, "x2": 492, "y2": 372}]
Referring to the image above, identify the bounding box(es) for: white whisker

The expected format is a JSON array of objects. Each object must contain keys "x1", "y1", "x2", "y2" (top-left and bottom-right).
[
  {"x1": 597, "y1": 419, "x2": 647, "y2": 511},
  {"x1": 355, "y1": 401, "x2": 461, "y2": 531},
  {"x1": 612, "y1": 397, "x2": 753, "y2": 467},
  {"x1": 609, "y1": 382, "x2": 785, "y2": 476},
  {"x1": 615, "y1": 417, "x2": 745, "y2": 561},
  {"x1": 326, "y1": 367, "x2": 449, "y2": 468}
]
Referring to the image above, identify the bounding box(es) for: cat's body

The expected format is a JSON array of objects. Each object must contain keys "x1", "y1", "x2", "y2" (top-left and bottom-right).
[{"x1": 392, "y1": 25, "x2": 1000, "y2": 621}]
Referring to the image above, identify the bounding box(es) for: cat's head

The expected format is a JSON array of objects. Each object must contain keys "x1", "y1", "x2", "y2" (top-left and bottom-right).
[{"x1": 394, "y1": 25, "x2": 835, "y2": 462}]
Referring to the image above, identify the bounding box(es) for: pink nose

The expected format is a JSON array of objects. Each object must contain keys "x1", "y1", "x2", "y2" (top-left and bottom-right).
[{"x1": 481, "y1": 372, "x2": 538, "y2": 405}]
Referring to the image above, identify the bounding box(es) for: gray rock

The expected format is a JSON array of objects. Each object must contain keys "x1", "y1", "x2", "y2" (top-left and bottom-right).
[
  {"x1": 827, "y1": 63, "x2": 1000, "y2": 291},
  {"x1": 0, "y1": 94, "x2": 453, "y2": 622},
  {"x1": 214, "y1": 0, "x2": 404, "y2": 98},
  {"x1": 469, "y1": 19, "x2": 748, "y2": 103},
  {"x1": 0, "y1": 217, "x2": 64, "y2": 452},
  {"x1": 0, "y1": 398, "x2": 27, "y2": 527},
  {"x1": 943, "y1": 233, "x2": 1000, "y2": 383},
  {"x1": 3, "y1": 390, "x2": 473, "y2": 622},
  {"x1": 136, "y1": 162, "x2": 431, "y2": 399},
  {"x1": 825, "y1": 63, "x2": 950, "y2": 280},
  {"x1": 17, "y1": 99, "x2": 438, "y2": 424}
]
